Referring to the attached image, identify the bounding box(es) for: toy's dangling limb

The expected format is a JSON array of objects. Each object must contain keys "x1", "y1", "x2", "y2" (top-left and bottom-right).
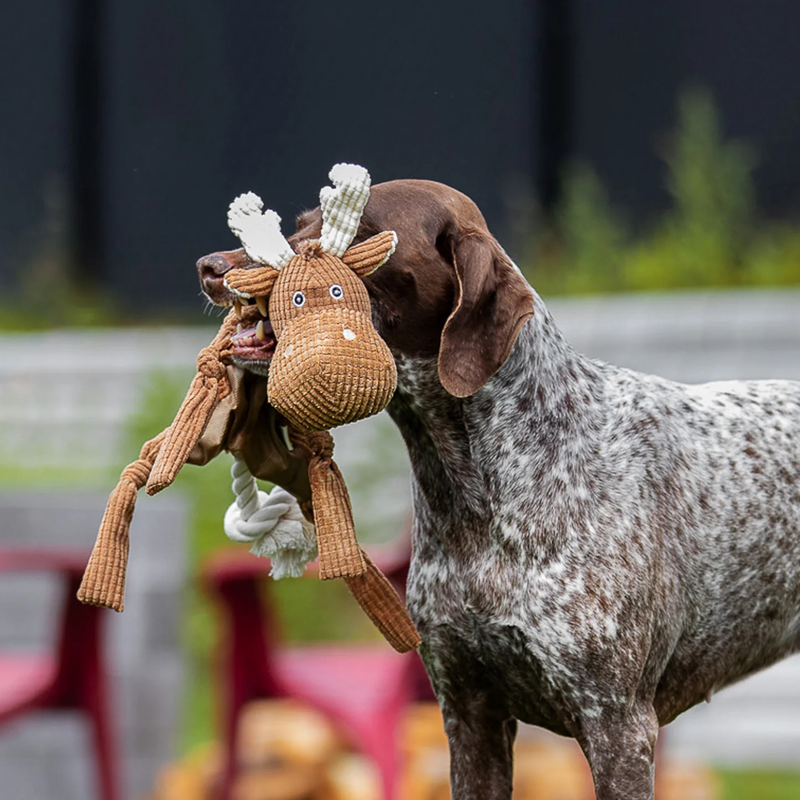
[
  {"x1": 345, "y1": 553, "x2": 422, "y2": 653},
  {"x1": 224, "y1": 457, "x2": 317, "y2": 578},
  {"x1": 146, "y1": 311, "x2": 238, "y2": 495},
  {"x1": 79, "y1": 311, "x2": 238, "y2": 612},
  {"x1": 290, "y1": 429, "x2": 366, "y2": 579},
  {"x1": 289, "y1": 427, "x2": 421, "y2": 653},
  {"x1": 77, "y1": 430, "x2": 167, "y2": 611}
]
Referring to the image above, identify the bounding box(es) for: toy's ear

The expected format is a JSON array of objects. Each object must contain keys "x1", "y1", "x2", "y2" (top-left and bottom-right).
[
  {"x1": 224, "y1": 266, "x2": 279, "y2": 299},
  {"x1": 341, "y1": 231, "x2": 398, "y2": 277},
  {"x1": 438, "y1": 229, "x2": 534, "y2": 398}
]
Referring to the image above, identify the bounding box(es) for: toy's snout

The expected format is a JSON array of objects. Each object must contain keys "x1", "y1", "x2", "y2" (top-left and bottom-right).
[{"x1": 268, "y1": 308, "x2": 397, "y2": 431}]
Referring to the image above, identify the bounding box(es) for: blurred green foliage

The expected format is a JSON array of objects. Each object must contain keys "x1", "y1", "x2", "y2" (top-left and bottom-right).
[
  {"x1": 2, "y1": 89, "x2": 798, "y2": 334},
  {"x1": 528, "y1": 88, "x2": 800, "y2": 296},
  {"x1": 718, "y1": 770, "x2": 800, "y2": 799}
]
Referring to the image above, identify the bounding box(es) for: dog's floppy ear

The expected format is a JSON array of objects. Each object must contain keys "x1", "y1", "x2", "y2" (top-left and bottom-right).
[{"x1": 438, "y1": 229, "x2": 534, "y2": 397}]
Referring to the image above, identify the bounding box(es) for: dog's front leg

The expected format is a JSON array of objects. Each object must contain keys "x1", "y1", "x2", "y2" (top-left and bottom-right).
[
  {"x1": 440, "y1": 694, "x2": 516, "y2": 800},
  {"x1": 576, "y1": 704, "x2": 659, "y2": 800}
]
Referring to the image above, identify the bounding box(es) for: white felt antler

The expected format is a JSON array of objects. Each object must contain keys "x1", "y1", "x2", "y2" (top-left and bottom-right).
[
  {"x1": 319, "y1": 163, "x2": 371, "y2": 257},
  {"x1": 224, "y1": 457, "x2": 317, "y2": 579},
  {"x1": 227, "y1": 192, "x2": 295, "y2": 269}
]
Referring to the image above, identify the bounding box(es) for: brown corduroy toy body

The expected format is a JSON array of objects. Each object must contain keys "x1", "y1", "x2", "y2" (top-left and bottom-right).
[{"x1": 78, "y1": 164, "x2": 420, "y2": 653}]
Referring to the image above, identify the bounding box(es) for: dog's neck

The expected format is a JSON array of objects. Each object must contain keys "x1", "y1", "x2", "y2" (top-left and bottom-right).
[{"x1": 388, "y1": 291, "x2": 606, "y2": 537}]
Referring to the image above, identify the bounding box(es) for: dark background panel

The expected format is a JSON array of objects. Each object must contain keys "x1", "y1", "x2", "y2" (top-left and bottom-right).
[
  {"x1": 572, "y1": 0, "x2": 688, "y2": 221},
  {"x1": 1, "y1": 1, "x2": 800, "y2": 313},
  {"x1": 678, "y1": 0, "x2": 800, "y2": 217},
  {"x1": 573, "y1": 0, "x2": 800, "y2": 225},
  {"x1": 105, "y1": 0, "x2": 537, "y2": 313},
  {"x1": 0, "y1": 0, "x2": 71, "y2": 291}
]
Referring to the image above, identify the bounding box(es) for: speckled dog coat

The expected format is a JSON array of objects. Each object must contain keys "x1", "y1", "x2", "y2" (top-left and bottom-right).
[{"x1": 198, "y1": 176, "x2": 800, "y2": 800}]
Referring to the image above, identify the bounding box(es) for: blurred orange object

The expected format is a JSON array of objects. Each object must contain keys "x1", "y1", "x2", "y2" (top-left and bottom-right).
[
  {"x1": 148, "y1": 700, "x2": 721, "y2": 800},
  {"x1": 202, "y1": 548, "x2": 422, "y2": 800},
  {"x1": 400, "y1": 703, "x2": 595, "y2": 800}
]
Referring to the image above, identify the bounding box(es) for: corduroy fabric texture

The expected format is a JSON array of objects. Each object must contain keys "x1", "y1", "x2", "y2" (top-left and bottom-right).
[
  {"x1": 147, "y1": 312, "x2": 237, "y2": 494},
  {"x1": 290, "y1": 429, "x2": 420, "y2": 652},
  {"x1": 79, "y1": 313, "x2": 243, "y2": 612},
  {"x1": 78, "y1": 431, "x2": 167, "y2": 611},
  {"x1": 341, "y1": 230, "x2": 398, "y2": 276},
  {"x1": 300, "y1": 430, "x2": 366, "y2": 580},
  {"x1": 270, "y1": 308, "x2": 397, "y2": 431},
  {"x1": 228, "y1": 247, "x2": 398, "y2": 432},
  {"x1": 319, "y1": 164, "x2": 371, "y2": 257},
  {"x1": 224, "y1": 265, "x2": 279, "y2": 300},
  {"x1": 78, "y1": 222, "x2": 419, "y2": 649},
  {"x1": 345, "y1": 554, "x2": 422, "y2": 653},
  {"x1": 227, "y1": 194, "x2": 295, "y2": 268}
]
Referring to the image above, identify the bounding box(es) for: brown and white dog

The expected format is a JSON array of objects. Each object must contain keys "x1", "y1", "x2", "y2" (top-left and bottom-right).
[{"x1": 199, "y1": 178, "x2": 800, "y2": 800}]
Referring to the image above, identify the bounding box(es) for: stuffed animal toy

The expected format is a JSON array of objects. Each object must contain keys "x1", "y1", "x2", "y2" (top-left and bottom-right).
[
  {"x1": 223, "y1": 163, "x2": 398, "y2": 433},
  {"x1": 78, "y1": 164, "x2": 420, "y2": 653}
]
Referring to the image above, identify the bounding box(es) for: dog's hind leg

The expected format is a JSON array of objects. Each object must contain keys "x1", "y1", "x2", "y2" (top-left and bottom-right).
[
  {"x1": 441, "y1": 694, "x2": 516, "y2": 800},
  {"x1": 576, "y1": 704, "x2": 659, "y2": 800}
]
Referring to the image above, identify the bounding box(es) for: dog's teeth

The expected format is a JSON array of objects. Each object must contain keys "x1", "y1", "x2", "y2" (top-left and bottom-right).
[
  {"x1": 256, "y1": 296, "x2": 267, "y2": 316},
  {"x1": 237, "y1": 323, "x2": 243, "y2": 334},
  {"x1": 256, "y1": 320, "x2": 266, "y2": 341},
  {"x1": 234, "y1": 300, "x2": 242, "y2": 318}
]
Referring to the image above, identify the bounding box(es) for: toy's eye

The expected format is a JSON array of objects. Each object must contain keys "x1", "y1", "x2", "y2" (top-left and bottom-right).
[
  {"x1": 329, "y1": 284, "x2": 344, "y2": 300},
  {"x1": 292, "y1": 291, "x2": 306, "y2": 308}
]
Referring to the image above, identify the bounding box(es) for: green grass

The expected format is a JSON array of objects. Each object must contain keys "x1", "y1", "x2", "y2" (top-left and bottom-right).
[{"x1": 718, "y1": 769, "x2": 800, "y2": 800}]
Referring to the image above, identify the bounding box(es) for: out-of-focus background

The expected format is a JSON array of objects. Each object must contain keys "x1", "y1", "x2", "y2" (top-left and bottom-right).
[{"x1": 1, "y1": 1, "x2": 800, "y2": 799}]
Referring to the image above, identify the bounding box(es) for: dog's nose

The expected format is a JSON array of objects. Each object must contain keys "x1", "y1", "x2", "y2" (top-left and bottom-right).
[
  {"x1": 197, "y1": 252, "x2": 231, "y2": 279},
  {"x1": 197, "y1": 252, "x2": 232, "y2": 296}
]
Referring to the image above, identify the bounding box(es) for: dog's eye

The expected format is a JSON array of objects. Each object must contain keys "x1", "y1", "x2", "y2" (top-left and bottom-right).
[
  {"x1": 329, "y1": 284, "x2": 343, "y2": 300},
  {"x1": 292, "y1": 291, "x2": 306, "y2": 308}
]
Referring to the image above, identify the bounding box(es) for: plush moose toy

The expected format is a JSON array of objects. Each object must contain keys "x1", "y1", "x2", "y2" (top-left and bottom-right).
[{"x1": 78, "y1": 165, "x2": 421, "y2": 653}]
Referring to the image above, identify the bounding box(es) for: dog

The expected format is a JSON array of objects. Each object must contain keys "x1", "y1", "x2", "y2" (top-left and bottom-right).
[{"x1": 199, "y1": 178, "x2": 800, "y2": 800}]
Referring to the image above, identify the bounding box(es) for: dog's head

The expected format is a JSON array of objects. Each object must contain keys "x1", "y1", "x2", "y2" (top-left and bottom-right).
[{"x1": 198, "y1": 174, "x2": 534, "y2": 398}]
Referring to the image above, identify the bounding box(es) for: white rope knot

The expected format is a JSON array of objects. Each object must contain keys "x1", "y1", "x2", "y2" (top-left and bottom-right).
[{"x1": 223, "y1": 457, "x2": 317, "y2": 579}]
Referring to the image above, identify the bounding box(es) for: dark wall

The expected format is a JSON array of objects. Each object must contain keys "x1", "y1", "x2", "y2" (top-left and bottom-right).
[
  {"x1": 0, "y1": 0, "x2": 71, "y2": 292},
  {"x1": 104, "y1": 0, "x2": 537, "y2": 313},
  {"x1": 573, "y1": 0, "x2": 800, "y2": 222},
  {"x1": 2, "y1": 1, "x2": 800, "y2": 313}
]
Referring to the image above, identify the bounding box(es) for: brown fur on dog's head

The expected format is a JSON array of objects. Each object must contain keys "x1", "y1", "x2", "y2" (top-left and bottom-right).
[{"x1": 199, "y1": 179, "x2": 534, "y2": 398}]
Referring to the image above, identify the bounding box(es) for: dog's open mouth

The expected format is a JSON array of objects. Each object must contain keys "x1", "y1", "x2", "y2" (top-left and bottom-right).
[{"x1": 229, "y1": 297, "x2": 275, "y2": 375}]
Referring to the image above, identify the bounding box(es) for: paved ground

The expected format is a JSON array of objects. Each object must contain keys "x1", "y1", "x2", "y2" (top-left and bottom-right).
[{"x1": 1, "y1": 288, "x2": 800, "y2": 798}]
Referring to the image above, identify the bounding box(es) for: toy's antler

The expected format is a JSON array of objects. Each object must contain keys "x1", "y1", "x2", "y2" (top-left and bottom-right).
[
  {"x1": 227, "y1": 192, "x2": 295, "y2": 268},
  {"x1": 319, "y1": 163, "x2": 371, "y2": 256}
]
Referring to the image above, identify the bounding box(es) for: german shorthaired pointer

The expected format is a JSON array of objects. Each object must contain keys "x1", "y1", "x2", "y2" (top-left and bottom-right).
[{"x1": 199, "y1": 179, "x2": 800, "y2": 800}]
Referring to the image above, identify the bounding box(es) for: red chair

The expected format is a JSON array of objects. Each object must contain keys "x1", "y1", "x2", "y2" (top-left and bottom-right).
[
  {"x1": 202, "y1": 540, "x2": 431, "y2": 800},
  {"x1": 0, "y1": 549, "x2": 117, "y2": 800}
]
